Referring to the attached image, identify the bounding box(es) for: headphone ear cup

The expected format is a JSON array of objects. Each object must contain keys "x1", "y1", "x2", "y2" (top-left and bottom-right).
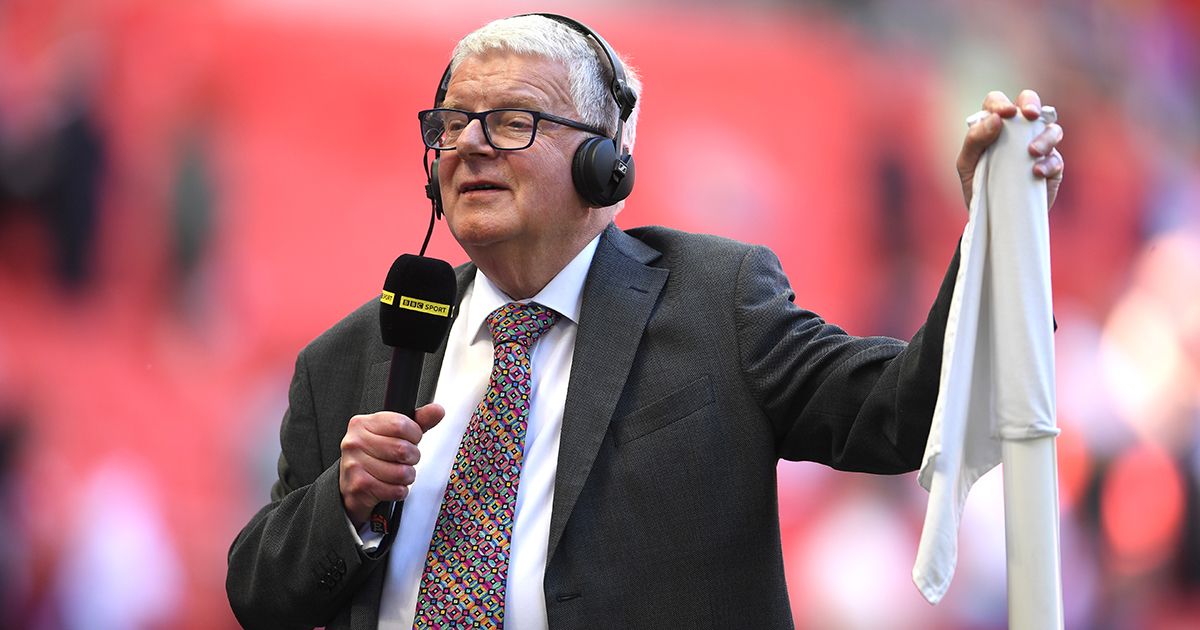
[
  {"x1": 572, "y1": 137, "x2": 635, "y2": 207},
  {"x1": 425, "y1": 157, "x2": 444, "y2": 219}
]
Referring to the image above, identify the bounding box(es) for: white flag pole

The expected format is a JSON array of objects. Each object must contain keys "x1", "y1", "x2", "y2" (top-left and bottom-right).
[
  {"x1": 911, "y1": 107, "x2": 1065, "y2": 625},
  {"x1": 1002, "y1": 439, "x2": 1064, "y2": 628},
  {"x1": 988, "y1": 106, "x2": 1064, "y2": 630}
]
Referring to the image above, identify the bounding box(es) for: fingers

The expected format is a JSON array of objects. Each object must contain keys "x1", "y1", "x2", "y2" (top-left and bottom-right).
[
  {"x1": 957, "y1": 111, "x2": 1002, "y2": 189},
  {"x1": 351, "y1": 410, "x2": 424, "y2": 442},
  {"x1": 339, "y1": 461, "x2": 411, "y2": 527},
  {"x1": 352, "y1": 430, "x2": 423, "y2": 467},
  {"x1": 981, "y1": 88, "x2": 1046, "y2": 120},
  {"x1": 1029, "y1": 122, "x2": 1062, "y2": 157},
  {"x1": 353, "y1": 453, "x2": 418, "y2": 486},
  {"x1": 414, "y1": 403, "x2": 446, "y2": 434},
  {"x1": 1035, "y1": 148, "x2": 1064, "y2": 180},
  {"x1": 960, "y1": 89, "x2": 1061, "y2": 209},
  {"x1": 982, "y1": 90, "x2": 1019, "y2": 119},
  {"x1": 339, "y1": 409, "x2": 439, "y2": 526},
  {"x1": 1026, "y1": 119, "x2": 1064, "y2": 187},
  {"x1": 1014, "y1": 88, "x2": 1043, "y2": 120}
]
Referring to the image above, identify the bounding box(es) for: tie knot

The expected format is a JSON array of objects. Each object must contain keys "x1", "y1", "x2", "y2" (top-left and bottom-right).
[{"x1": 486, "y1": 302, "x2": 559, "y2": 347}]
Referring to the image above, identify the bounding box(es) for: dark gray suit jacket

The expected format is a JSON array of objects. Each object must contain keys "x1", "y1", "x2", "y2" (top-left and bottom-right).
[{"x1": 227, "y1": 224, "x2": 957, "y2": 629}]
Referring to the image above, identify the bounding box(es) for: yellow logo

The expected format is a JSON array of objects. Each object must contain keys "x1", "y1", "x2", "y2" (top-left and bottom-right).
[
  {"x1": 397, "y1": 295, "x2": 451, "y2": 317},
  {"x1": 380, "y1": 290, "x2": 395, "y2": 306}
]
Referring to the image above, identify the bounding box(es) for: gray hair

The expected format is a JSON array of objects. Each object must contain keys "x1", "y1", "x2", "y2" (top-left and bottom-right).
[{"x1": 449, "y1": 14, "x2": 642, "y2": 152}]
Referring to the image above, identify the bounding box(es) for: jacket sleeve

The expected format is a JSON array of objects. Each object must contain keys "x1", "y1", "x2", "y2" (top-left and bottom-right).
[
  {"x1": 735, "y1": 243, "x2": 959, "y2": 472},
  {"x1": 226, "y1": 349, "x2": 385, "y2": 629}
]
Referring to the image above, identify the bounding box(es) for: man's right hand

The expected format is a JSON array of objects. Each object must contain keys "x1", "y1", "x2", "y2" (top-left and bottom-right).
[{"x1": 338, "y1": 403, "x2": 445, "y2": 529}]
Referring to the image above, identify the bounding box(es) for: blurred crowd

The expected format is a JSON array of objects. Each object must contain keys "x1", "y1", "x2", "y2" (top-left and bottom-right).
[{"x1": 0, "y1": 0, "x2": 1196, "y2": 628}]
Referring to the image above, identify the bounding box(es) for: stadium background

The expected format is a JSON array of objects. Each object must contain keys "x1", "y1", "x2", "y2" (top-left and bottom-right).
[{"x1": 0, "y1": 0, "x2": 1197, "y2": 627}]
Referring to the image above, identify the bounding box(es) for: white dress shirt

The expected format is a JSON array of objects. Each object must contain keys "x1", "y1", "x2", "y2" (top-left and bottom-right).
[{"x1": 371, "y1": 236, "x2": 599, "y2": 630}]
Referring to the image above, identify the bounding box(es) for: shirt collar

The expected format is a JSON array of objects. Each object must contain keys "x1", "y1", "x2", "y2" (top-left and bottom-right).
[{"x1": 465, "y1": 235, "x2": 600, "y2": 343}]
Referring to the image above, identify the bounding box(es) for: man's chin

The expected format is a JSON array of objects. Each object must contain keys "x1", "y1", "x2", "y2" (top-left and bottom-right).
[{"x1": 446, "y1": 217, "x2": 518, "y2": 251}]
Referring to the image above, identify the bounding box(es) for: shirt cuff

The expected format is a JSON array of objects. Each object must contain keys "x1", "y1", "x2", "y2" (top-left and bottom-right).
[{"x1": 345, "y1": 512, "x2": 384, "y2": 551}]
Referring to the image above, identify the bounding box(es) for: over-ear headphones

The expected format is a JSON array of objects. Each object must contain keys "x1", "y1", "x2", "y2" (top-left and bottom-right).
[{"x1": 424, "y1": 13, "x2": 638, "y2": 218}]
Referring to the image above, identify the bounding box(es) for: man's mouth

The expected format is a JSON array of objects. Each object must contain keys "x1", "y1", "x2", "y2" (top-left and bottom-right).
[{"x1": 460, "y1": 181, "x2": 507, "y2": 194}]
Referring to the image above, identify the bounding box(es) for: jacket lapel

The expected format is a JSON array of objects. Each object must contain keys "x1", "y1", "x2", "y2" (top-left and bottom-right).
[{"x1": 547, "y1": 224, "x2": 667, "y2": 561}]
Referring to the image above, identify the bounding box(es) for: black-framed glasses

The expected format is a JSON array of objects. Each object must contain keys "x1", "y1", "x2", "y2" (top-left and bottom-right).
[{"x1": 418, "y1": 108, "x2": 608, "y2": 151}]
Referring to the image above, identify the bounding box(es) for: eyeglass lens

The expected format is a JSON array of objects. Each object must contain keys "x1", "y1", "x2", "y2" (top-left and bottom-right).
[{"x1": 422, "y1": 110, "x2": 537, "y2": 150}]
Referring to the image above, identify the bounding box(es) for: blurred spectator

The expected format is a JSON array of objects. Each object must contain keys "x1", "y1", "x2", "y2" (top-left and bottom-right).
[
  {"x1": 0, "y1": 411, "x2": 29, "y2": 625},
  {"x1": 0, "y1": 84, "x2": 106, "y2": 291},
  {"x1": 40, "y1": 459, "x2": 183, "y2": 630}
]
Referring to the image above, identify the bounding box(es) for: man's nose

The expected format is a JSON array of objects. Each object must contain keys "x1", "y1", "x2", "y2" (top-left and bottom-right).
[{"x1": 455, "y1": 118, "x2": 495, "y2": 157}]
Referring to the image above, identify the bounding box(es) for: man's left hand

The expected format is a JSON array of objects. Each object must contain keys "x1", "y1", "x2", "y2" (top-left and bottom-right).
[{"x1": 956, "y1": 89, "x2": 1065, "y2": 209}]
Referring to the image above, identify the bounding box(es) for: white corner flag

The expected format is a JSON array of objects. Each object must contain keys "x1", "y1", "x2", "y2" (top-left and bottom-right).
[{"x1": 912, "y1": 108, "x2": 1063, "y2": 628}]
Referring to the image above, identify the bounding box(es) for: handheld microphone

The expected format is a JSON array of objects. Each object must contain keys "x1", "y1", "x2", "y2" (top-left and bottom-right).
[{"x1": 370, "y1": 254, "x2": 457, "y2": 540}]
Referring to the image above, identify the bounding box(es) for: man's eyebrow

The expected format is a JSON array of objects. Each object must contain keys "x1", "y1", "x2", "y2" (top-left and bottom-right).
[
  {"x1": 441, "y1": 96, "x2": 547, "y2": 111},
  {"x1": 500, "y1": 96, "x2": 544, "y2": 109}
]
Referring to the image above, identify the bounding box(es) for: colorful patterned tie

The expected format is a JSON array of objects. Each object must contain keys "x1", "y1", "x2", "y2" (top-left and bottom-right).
[{"x1": 414, "y1": 302, "x2": 559, "y2": 629}]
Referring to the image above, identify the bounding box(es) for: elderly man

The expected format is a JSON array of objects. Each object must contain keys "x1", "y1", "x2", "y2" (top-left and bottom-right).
[{"x1": 227, "y1": 13, "x2": 1064, "y2": 630}]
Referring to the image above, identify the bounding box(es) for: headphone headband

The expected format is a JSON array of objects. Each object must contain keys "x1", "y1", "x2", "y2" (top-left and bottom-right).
[
  {"x1": 433, "y1": 13, "x2": 637, "y2": 124},
  {"x1": 524, "y1": 13, "x2": 637, "y2": 121}
]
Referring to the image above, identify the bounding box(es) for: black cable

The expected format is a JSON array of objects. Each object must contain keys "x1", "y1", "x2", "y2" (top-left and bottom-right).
[{"x1": 419, "y1": 150, "x2": 436, "y2": 256}]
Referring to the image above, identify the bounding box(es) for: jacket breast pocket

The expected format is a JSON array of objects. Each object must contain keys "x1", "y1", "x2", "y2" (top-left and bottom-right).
[{"x1": 613, "y1": 375, "x2": 715, "y2": 446}]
